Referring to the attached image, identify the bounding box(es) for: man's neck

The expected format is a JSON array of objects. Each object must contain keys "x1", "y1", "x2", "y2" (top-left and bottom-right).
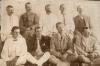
[
  {"x1": 26, "y1": 10, "x2": 32, "y2": 14},
  {"x1": 46, "y1": 11, "x2": 51, "y2": 15},
  {"x1": 13, "y1": 37, "x2": 18, "y2": 41},
  {"x1": 59, "y1": 31, "x2": 64, "y2": 36},
  {"x1": 61, "y1": 11, "x2": 64, "y2": 15},
  {"x1": 79, "y1": 13, "x2": 83, "y2": 17},
  {"x1": 36, "y1": 35, "x2": 42, "y2": 40},
  {"x1": 8, "y1": 14, "x2": 12, "y2": 16}
]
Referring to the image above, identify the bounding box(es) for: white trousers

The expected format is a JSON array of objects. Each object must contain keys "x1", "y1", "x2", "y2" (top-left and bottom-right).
[{"x1": 0, "y1": 52, "x2": 50, "y2": 66}]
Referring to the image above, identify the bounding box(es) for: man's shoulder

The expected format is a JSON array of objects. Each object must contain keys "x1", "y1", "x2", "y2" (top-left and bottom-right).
[
  {"x1": 21, "y1": 12, "x2": 37, "y2": 16},
  {"x1": 41, "y1": 35, "x2": 51, "y2": 40},
  {"x1": 74, "y1": 15, "x2": 79, "y2": 19},
  {"x1": 90, "y1": 35, "x2": 97, "y2": 42},
  {"x1": 52, "y1": 33, "x2": 58, "y2": 38},
  {"x1": 18, "y1": 35, "x2": 26, "y2": 41},
  {"x1": 5, "y1": 35, "x2": 13, "y2": 42},
  {"x1": 21, "y1": 13, "x2": 26, "y2": 16}
]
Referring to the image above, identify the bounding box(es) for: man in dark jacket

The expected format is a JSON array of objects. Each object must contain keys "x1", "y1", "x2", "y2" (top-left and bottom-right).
[
  {"x1": 19, "y1": 2, "x2": 39, "y2": 39},
  {"x1": 26, "y1": 25, "x2": 51, "y2": 66},
  {"x1": 73, "y1": 6, "x2": 92, "y2": 36}
]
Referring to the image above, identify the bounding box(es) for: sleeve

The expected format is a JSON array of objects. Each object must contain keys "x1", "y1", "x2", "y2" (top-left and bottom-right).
[
  {"x1": 34, "y1": 14, "x2": 39, "y2": 25},
  {"x1": 65, "y1": 36, "x2": 73, "y2": 55},
  {"x1": 88, "y1": 16, "x2": 92, "y2": 29},
  {"x1": 1, "y1": 39, "x2": 9, "y2": 61},
  {"x1": 19, "y1": 15, "x2": 26, "y2": 32},
  {"x1": 74, "y1": 35, "x2": 88, "y2": 56},
  {"x1": 73, "y1": 17, "x2": 77, "y2": 27},
  {"x1": 19, "y1": 38, "x2": 27, "y2": 56},
  {"x1": 50, "y1": 37, "x2": 61, "y2": 58},
  {"x1": 92, "y1": 39, "x2": 100, "y2": 57},
  {"x1": 44, "y1": 36, "x2": 51, "y2": 52}
]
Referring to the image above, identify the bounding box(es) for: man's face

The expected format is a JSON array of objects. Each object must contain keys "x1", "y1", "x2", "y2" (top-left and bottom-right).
[
  {"x1": 12, "y1": 29, "x2": 20, "y2": 39},
  {"x1": 60, "y1": 5, "x2": 65, "y2": 13},
  {"x1": 6, "y1": 7, "x2": 14, "y2": 15},
  {"x1": 35, "y1": 28, "x2": 42, "y2": 36},
  {"x1": 57, "y1": 23, "x2": 64, "y2": 33},
  {"x1": 45, "y1": 5, "x2": 51, "y2": 13},
  {"x1": 77, "y1": 7, "x2": 82, "y2": 15},
  {"x1": 25, "y1": 4, "x2": 32, "y2": 12}
]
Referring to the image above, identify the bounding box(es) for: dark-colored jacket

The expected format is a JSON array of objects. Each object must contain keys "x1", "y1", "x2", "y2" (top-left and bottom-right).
[
  {"x1": 19, "y1": 12, "x2": 39, "y2": 35},
  {"x1": 27, "y1": 34, "x2": 51, "y2": 55},
  {"x1": 73, "y1": 15, "x2": 92, "y2": 34}
]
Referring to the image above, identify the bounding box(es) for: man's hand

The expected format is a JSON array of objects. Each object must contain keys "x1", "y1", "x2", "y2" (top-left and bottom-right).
[
  {"x1": 67, "y1": 50, "x2": 73, "y2": 55},
  {"x1": 87, "y1": 53, "x2": 94, "y2": 60},
  {"x1": 36, "y1": 50, "x2": 44, "y2": 56},
  {"x1": 12, "y1": 56, "x2": 19, "y2": 63},
  {"x1": 61, "y1": 53, "x2": 68, "y2": 61}
]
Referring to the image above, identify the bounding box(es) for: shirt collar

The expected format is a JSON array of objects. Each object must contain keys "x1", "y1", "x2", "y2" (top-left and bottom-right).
[{"x1": 57, "y1": 32, "x2": 66, "y2": 39}]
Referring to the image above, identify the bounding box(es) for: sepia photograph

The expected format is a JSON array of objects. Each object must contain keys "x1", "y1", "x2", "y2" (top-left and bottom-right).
[{"x1": 0, "y1": 0, "x2": 100, "y2": 66}]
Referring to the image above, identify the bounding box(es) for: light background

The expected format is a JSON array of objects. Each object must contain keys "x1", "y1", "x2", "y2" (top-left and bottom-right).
[{"x1": 0, "y1": 0, "x2": 100, "y2": 42}]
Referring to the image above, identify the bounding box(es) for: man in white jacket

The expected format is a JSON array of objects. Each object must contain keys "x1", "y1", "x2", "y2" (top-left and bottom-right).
[{"x1": 0, "y1": 26, "x2": 41, "y2": 66}]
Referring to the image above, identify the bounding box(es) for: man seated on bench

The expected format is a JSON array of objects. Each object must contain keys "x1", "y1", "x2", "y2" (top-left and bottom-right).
[
  {"x1": 0, "y1": 26, "x2": 44, "y2": 66},
  {"x1": 25, "y1": 25, "x2": 51, "y2": 66},
  {"x1": 73, "y1": 27, "x2": 100, "y2": 65}
]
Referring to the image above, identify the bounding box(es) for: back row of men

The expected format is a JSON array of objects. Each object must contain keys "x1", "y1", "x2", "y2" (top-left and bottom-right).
[{"x1": 1, "y1": 2, "x2": 92, "y2": 41}]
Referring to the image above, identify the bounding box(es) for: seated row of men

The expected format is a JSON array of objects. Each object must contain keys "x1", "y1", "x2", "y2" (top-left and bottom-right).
[{"x1": 0, "y1": 22, "x2": 100, "y2": 66}]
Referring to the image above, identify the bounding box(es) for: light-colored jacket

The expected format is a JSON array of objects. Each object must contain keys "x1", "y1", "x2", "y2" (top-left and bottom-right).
[{"x1": 1, "y1": 35, "x2": 27, "y2": 61}]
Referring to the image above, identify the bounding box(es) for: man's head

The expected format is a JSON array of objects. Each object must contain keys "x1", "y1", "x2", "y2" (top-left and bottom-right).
[
  {"x1": 77, "y1": 6, "x2": 83, "y2": 15},
  {"x1": 34, "y1": 25, "x2": 42, "y2": 38},
  {"x1": 56, "y1": 22, "x2": 65, "y2": 33},
  {"x1": 83, "y1": 27, "x2": 90, "y2": 37},
  {"x1": 6, "y1": 5, "x2": 14, "y2": 16},
  {"x1": 60, "y1": 4, "x2": 65, "y2": 14},
  {"x1": 11, "y1": 26, "x2": 20, "y2": 39},
  {"x1": 45, "y1": 4, "x2": 51, "y2": 14},
  {"x1": 25, "y1": 2, "x2": 32, "y2": 12}
]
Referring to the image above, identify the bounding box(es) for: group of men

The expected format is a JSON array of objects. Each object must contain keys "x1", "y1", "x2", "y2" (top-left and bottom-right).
[{"x1": 0, "y1": 2, "x2": 100, "y2": 66}]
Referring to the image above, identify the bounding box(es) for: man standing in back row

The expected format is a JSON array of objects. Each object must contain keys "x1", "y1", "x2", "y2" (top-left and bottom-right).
[
  {"x1": 19, "y1": 2, "x2": 39, "y2": 39},
  {"x1": 73, "y1": 6, "x2": 92, "y2": 36},
  {"x1": 1, "y1": 5, "x2": 19, "y2": 41},
  {"x1": 39, "y1": 4, "x2": 58, "y2": 36}
]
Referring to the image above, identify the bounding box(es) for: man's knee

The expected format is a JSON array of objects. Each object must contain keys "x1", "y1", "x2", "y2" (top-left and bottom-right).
[
  {"x1": 44, "y1": 52, "x2": 50, "y2": 57},
  {"x1": 0, "y1": 59, "x2": 6, "y2": 66},
  {"x1": 78, "y1": 55, "x2": 91, "y2": 63},
  {"x1": 49, "y1": 55, "x2": 61, "y2": 65},
  {"x1": 67, "y1": 55, "x2": 78, "y2": 62}
]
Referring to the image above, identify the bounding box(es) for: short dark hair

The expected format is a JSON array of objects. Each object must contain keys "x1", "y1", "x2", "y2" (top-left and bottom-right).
[
  {"x1": 45, "y1": 4, "x2": 50, "y2": 9},
  {"x1": 56, "y1": 22, "x2": 63, "y2": 28},
  {"x1": 11, "y1": 26, "x2": 20, "y2": 32},
  {"x1": 6, "y1": 5, "x2": 13, "y2": 9},
  {"x1": 25, "y1": 2, "x2": 31, "y2": 8},
  {"x1": 60, "y1": 4, "x2": 64, "y2": 8}
]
